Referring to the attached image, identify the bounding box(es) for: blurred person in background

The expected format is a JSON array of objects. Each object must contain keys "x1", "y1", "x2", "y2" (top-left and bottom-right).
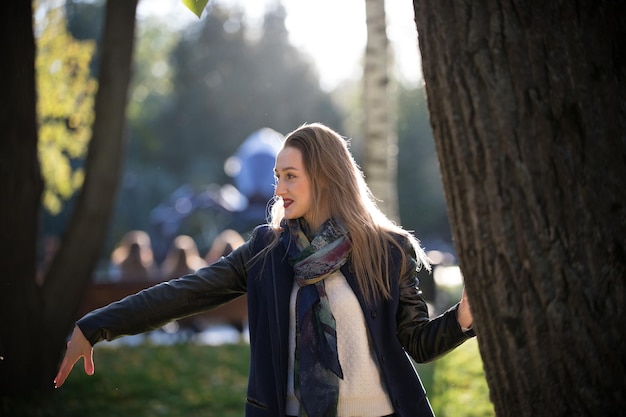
[
  {"x1": 108, "y1": 230, "x2": 159, "y2": 282},
  {"x1": 159, "y1": 234, "x2": 208, "y2": 280},
  {"x1": 204, "y1": 229, "x2": 245, "y2": 265}
]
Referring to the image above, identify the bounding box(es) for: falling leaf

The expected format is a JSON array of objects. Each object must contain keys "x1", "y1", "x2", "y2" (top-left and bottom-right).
[{"x1": 181, "y1": 0, "x2": 209, "y2": 18}]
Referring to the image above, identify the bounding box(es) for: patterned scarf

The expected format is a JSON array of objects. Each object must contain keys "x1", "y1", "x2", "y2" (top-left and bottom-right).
[{"x1": 282, "y1": 218, "x2": 351, "y2": 417}]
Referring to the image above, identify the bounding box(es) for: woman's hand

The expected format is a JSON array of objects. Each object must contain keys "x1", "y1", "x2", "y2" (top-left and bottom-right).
[
  {"x1": 54, "y1": 325, "x2": 95, "y2": 388},
  {"x1": 457, "y1": 287, "x2": 473, "y2": 331}
]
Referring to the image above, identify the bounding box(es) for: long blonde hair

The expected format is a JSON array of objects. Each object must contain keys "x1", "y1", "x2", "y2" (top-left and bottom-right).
[{"x1": 267, "y1": 122, "x2": 430, "y2": 303}]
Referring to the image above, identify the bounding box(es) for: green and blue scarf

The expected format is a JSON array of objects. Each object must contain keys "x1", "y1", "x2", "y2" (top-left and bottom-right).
[{"x1": 282, "y1": 217, "x2": 351, "y2": 417}]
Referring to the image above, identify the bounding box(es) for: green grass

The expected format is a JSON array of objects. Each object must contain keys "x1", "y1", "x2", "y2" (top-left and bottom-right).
[
  {"x1": 428, "y1": 337, "x2": 495, "y2": 417},
  {"x1": 5, "y1": 335, "x2": 493, "y2": 417},
  {"x1": 5, "y1": 343, "x2": 251, "y2": 417}
]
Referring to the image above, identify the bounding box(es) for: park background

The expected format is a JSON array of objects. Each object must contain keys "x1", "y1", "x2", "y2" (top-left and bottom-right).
[
  {"x1": 6, "y1": 0, "x2": 493, "y2": 415},
  {"x1": 7, "y1": 0, "x2": 624, "y2": 415},
  {"x1": 41, "y1": 0, "x2": 455, "y2": 265}
]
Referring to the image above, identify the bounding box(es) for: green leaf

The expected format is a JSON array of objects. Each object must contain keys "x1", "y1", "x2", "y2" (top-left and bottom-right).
[{"x1": 182, "y1": 0, "x2": 209, "y2": 18}]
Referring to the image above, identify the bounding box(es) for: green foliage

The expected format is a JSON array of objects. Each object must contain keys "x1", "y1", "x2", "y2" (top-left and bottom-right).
[
  {"x1": 36, "y1": 5, "x2": 97, "y2": 215},
  {"x1": 126, "y1": 16, "x2": 179, "y2": 160}
]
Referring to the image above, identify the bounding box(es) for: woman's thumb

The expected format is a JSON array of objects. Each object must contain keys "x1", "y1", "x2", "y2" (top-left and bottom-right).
[{"x1": 83, "y1": 348, "x2": 95, "y2": 375}]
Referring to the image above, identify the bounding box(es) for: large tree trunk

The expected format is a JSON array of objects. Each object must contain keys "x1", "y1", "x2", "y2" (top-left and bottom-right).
[
  {"x1": 413, "y1": 1, "x2": 625, "y2": 416},
  {"x1": 0, "y1": 0, "x2": 45, "y2": 394},
  {"x1": 363, "y1": 0, "x2": 399, "y2": 220},
  {"x1": 0, "y1": 0, "x2": 137, "y2": 395},
  {"x1": 41, "y1": 0, "x2": 138, "y2": 391}
]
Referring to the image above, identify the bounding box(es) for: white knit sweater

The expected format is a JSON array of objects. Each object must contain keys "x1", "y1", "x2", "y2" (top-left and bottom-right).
[{"x1": 285, "y1": 270, "x2": 395, "y2": 417}]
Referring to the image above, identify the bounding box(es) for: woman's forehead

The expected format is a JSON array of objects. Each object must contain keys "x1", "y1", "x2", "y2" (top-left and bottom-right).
[{"x1": 275, "y1": 146, "x2": 303, "y2": 171}]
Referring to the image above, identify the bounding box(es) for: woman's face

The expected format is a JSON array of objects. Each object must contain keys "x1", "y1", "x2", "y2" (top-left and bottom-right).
[{"x1": 274, "y1": 146, "x2": 325, "y2": 230}]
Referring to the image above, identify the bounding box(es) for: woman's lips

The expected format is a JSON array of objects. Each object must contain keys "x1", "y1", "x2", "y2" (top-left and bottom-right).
[{"x1": 283, "y1": 199, "x2": 293, "y2": 209}]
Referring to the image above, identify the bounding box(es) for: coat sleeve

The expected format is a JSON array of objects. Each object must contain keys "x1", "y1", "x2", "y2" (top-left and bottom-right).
[
  {"x1": 77, "y1": 230, "x2": 255, "y2": 346},
  {"x1": 394, "y1": 241, "x2": 475, "y2": 363}
]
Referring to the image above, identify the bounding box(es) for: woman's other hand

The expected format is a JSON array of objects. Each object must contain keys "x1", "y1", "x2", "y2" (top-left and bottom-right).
[{"x1": 457, "y1": 287, "x2": 473, "y2": 331}]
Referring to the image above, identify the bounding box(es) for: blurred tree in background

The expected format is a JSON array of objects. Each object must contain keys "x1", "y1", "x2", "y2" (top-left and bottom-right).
[
  {"x1": 396, "y1": 84, "x2": 452, "y2": 251},
  {"x1": 153, "y1": 4, "x2": 342, "y2": 184},
  {"x1": 363, "y1": 0, "x2": 398, "y2": 220}
]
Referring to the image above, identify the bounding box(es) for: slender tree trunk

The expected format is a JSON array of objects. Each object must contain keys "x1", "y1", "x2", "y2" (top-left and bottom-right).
[
  {"x1": 363, "y1": 0, "x2": 399, "y2": 221},
  {"x1": 41, "y1": 0, "x2": 138, "y2": 391},
  {"x1": 0, "y1": 0, "x2": 44, "y2": 394},
  {"x1": 413, "y1": 1, "x2": 626, "y2": 416}
]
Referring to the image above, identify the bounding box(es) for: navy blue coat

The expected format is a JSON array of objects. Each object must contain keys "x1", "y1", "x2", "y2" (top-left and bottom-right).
[{"x1": 79, "y1": 225, "x2": 474, "y2": 417}]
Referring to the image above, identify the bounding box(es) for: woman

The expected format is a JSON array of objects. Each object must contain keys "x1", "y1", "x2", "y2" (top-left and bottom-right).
[{"x1": 55, "y1": 123, "x2": 474, "y2": 417}]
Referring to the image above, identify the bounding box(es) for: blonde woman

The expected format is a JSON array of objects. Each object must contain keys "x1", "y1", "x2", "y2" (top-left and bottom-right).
[{"x1": 55, "y1": 123, "x2": 474, "y2": 417}]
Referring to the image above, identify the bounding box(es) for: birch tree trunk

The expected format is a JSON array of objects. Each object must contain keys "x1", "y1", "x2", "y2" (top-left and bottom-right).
[
  {"x1": 363, "y1": 0, "x2": 398, "y2": 220},
  {"x1": 413, "y1": 1, "x2": 626, "y2": 416}
]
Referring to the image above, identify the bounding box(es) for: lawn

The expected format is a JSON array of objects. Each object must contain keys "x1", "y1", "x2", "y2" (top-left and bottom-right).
[
  {"x1": 4, "y1": 335, "x2": 493, "y2": 417},
  {"x1": 5, "y1": 342, "x2": 250, "y2": 417}
]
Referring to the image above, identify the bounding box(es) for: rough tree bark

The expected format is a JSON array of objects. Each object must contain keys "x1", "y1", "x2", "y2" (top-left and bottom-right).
[
  {"x1": 0, "y1": 0, "x2": 138, "y2": 394},
  {"x1": 413, "y1": 1, "x2": 625, "y2": 416},
  {"x1": 0, "y1": 0, "x2": 45, "y2": 394},
  {"x1": 363, "y1": 0, "x2": 399, "y2": 220}
]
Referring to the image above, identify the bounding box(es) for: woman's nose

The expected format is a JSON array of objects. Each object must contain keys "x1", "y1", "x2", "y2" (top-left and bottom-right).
[{"x1": 274, "y1": 180, "x2": 285, "y2": 196}]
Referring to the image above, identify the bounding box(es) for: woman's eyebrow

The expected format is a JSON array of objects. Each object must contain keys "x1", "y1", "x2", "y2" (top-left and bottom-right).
[{"x1": 275, "y1": 166, "x2": 299, "y2": 173}]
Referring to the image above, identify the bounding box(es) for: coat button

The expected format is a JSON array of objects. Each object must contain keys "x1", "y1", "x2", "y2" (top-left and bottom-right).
[{"x1": 371, "y1": 310, "x2": 377, "y2": 318}]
